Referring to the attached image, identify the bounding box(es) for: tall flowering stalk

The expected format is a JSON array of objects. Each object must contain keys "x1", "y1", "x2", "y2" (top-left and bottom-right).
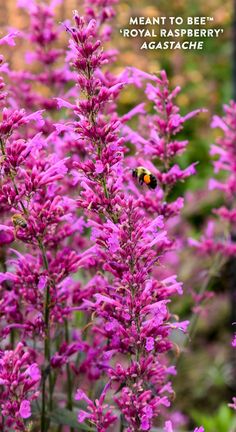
[
  {"x1": 0, "y1": 109, "x2": 60, "y2": 429},
  {"x1": 0, "y1": 343, "x2": 41, "y2": 431},
  {"x1": 7, "y1": 0, "x2": 71, "y2": 134},
  {"x1": 209, "y1": 102, "x2": 236, "y2": 252},
  {"x1": 64, "y1": 13, "x2": 197, "y2": 431},
  {"x1": 0, "y1": 31, "x2": 87, "y2": 431},
  {"x1": 207, "y1": 102, "x2": 236, "y2": 412},
  {"x1": 187, "y1": 102, "x2": 236, "y2": 412},
  {"x1": 0, "y1": 130, "x2": 86, "y2": 429},
  {"x1": 190, "y1": 102, "x2": 236, "y2": 256},
  {"x1": 123, "y1": 69, "x2": 205, "y2": 219},
  {"x1": 120, "y1": 70, "x2": 208, "y2": 358},
  {"x1": 82, "y1": 0, "x2": 119, "y2": 95},
  {"x1": 188, "y1": 103, "x2": 236, "y2": 300}
]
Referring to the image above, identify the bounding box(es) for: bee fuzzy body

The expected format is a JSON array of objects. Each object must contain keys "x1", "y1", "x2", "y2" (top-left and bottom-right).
[
  {"x1": 12, "y1": 214, "x2": 27, "y2": 229},
  {"x1": 132, "y1": 166, "x2": 157, "y2": 190}
]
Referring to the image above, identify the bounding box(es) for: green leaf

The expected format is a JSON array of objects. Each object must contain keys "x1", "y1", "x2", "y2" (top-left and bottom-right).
[
  {"x1": 191, "y1": 405, "x2": 236, "y2": 432},
  {"x1": 216, "y1": 405, "x2": 232, "y2": 431},
  {"x1": 74, "y1": 310, "x2": 86, "y2": 327},
  {"x1": 49, "y1": 408, "x2": 94, "y2": 431}
]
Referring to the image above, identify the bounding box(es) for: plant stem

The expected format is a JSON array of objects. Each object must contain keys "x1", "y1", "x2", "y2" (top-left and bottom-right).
[
  {"x1": 119, "y1": 414, "x2": 125, "y2": 432},
  {"x1": 38, "y1": 238, "x2": 53, "y2": 431},
  {"x1": 41, "y1": 372, "x2": 47, "y2": 432},
  {"x1": 10, "y1": 329, "x2": 15, "y2": 349},
  {"x1": 101, "y1": 178, "x2": 109, "y2": 199},
  {"x1": 0, "y1": 137, "x2": 5, "y2": 155},
  {"x1": 65, "y1": 319, "x2": 74, "y2": 432},
  {"x1": 1, "y1": 136, "x2": 54, "y2": 430}
]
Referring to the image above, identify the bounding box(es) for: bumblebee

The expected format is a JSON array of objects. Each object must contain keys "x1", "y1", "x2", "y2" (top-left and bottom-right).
[
  {"x1": 12, "y1": 214, "x2": 27, "y2": 229},
  {"x1": 132, "y1": 166, "x2": 157, "y2": 189}
]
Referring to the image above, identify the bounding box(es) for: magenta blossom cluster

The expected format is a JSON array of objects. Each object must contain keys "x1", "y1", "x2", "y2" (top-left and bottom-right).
[
  {"x1": 188, "y1": 102, "x2": 236, "y2": 413},
  {"x1": 0, "y1": 342, "x2": 41, "y2": 431},
  {"x1": 123, "y1": 69, "x2": 205, "y2": 219},
  {"x1": 75, "y1": 384, "x2": 117, "y2": 431},
  {"x1": 62, "y1": 12, "x2": 199, "y2": 432},
  {"x1": 79, "y1": 201, "x2": 186, "y2": 430},
  {"x1": 190, "y1": 102, "x2": 236, "y2": 256},
  {"x1": 0, "y1": 26, "x2": 88, "y2": 432},
  {"x1": 0, "y1": 32, "x2": 19, "y2": 106},
  {"x1": 7, "y1": 0, "x2": 71, "y2": 134}
]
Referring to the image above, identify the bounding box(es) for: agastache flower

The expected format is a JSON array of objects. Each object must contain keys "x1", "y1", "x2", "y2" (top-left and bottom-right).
[
  {"x1": 0, "y1": 343, "x2": 40, "y2": 431},
  {"x1": 0, "y1": 31, "x2": 19, "y2": 47},
  {"x1": 0, "y1": 33, "x2": 19, "y2": 104},
  {"x1": 190, "y1": 103, "x2": 236, "y2": 258},
  {"x1": 210, "y1": 101, "x2": 236, "y2": 208},
  {"x1": 64, "y1": 11, "x2": 202, "y2": 431},
  {"x1": 64, "y1": 12, "x2": 125, "y2": 218},
  {"x1": 0, "y1": 108, "x2": 44, "y2": 136},
  {"x1": 229, "y1": 397, "x2": 236, "y2": 410},
  {"x1": 123, "y1": 69, "x2": 204, "y2": 219},
  {"x1": 75, "y1": 383, "x2": 117, "y2": 431},
  {"x1": 6, "y1": 0, "x2": 71, "y2": 136},
  {"x1": 189, "y1": 102, "x2": 236, "y2": 414},
  {"x1": 0, "y1": 19, "x2": 89, "y2": 429}
]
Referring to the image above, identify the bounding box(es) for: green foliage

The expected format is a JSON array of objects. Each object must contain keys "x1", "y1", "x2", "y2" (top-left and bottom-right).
[
  {"x1": 191, "y1": 405, "x2": 236, "y2": 432},
  {"x1": 49, "y1": 408, "x2": 94, "y2": 431}
]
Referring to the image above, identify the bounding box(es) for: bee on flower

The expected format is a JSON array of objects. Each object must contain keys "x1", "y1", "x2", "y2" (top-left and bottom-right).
[
  {"x1": 132, "y1": 166, "x2": 157, "y2": 189},
  {"x1": 12, "y1": 214, "x2": 27, "y2": 237}
]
